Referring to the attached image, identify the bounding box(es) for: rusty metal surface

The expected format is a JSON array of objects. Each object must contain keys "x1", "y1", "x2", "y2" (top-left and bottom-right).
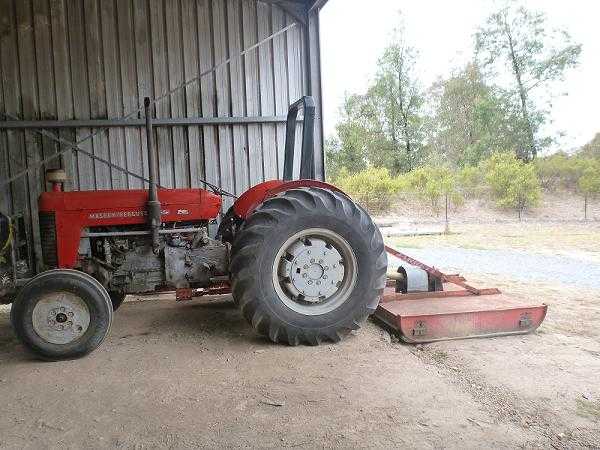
[
  {"x1": 380, "y1": 286, "x2": 502, "y2": 303},
  {"x1": 176, "y1": 283, "x2": 231, "y2": 302},
  {"x1": 376, "y1": 245, "x2": 548, "y2": 343},
  {"x1": 385, "y1": 245, "x2": 481, "y2": 295},
  {"x1": 376, "y1": 295, "x2": 547, "y2": 343}
]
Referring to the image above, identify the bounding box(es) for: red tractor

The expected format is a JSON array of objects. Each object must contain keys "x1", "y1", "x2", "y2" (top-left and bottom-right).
[{"x1": 0, "y1": 97, "x2": 387, "y2": 360}]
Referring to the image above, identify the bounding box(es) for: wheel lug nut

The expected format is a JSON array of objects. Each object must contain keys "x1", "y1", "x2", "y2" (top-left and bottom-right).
[
  {"x1": 68, "y1": 312, "x2": 74, "y2": 318},
  {"x1": 60, "y1": 307, "x2": 65, "y2": 312},
  {"x1": 308, "y1": 280, "x2": 313, "y2": 285},
  {"x1": 304, "y1": 265, "x2": 308, "y2": 269},
  {"x1": 302, "y1": 273, "x2": 307, "y2": 278},
  {"x1": 316, "y1": 281, "x2": 321, "y2": 285},
  {"x1": 310, "y1": 258, "x2": 315, "y2": 263}
]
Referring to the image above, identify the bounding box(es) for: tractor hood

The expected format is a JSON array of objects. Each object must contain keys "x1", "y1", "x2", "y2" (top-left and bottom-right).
[{"x1": 39, "y1": 188, "x2": 221, "y2": 221}]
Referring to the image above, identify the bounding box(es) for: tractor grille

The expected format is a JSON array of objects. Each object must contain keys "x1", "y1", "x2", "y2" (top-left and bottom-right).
[{"x1": 39, "y1": 212, "x2": 58, "y2": 268}]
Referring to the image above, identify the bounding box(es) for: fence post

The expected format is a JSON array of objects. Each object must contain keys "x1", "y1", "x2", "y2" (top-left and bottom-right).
[{"x1": 444, "y1": 193, "x2": 449, "y2": 234}]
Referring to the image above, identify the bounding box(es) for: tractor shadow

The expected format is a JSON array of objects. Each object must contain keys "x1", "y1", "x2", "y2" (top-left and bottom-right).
[
  {"x1": 116, "y1": 295, "x2": 272, "y2": 347},
  {"x1": 0, "y1": 295, "x2": 273, "y2": 363}
]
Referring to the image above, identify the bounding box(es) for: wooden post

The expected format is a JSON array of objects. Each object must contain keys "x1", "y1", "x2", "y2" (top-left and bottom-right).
[{"x1": 444, "y1": 193, "x2": 449, "y2": 234}]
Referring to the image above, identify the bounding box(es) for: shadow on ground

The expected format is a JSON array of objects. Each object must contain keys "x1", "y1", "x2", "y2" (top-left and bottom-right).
[{"x1": 0, "y1": 296, "x2": 264, "y2": 364}]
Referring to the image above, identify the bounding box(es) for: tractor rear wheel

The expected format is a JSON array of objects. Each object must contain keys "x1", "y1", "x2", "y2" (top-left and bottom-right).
[
  {"x1": 230, "y1": 187, "x2": 387, "y2": 345},
  {"x1": 10, "y1": 269, "x2": 113, "y2": 360}
]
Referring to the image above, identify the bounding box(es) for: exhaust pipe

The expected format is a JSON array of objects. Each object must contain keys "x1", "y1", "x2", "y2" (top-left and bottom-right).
[{"x1": 144, "y1": 97, "x2": 161, "y2": 254}]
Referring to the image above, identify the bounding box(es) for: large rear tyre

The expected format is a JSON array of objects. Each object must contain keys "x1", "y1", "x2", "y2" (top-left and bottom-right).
[
  {"x1": 10, "y1": 269, "x2": 113, "y2": 360},
  {"x1": 230, "y1": 187, "x2": 387, "y2": 345}
]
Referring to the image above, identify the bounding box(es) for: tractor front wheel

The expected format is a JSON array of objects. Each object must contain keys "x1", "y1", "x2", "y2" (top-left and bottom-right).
[
  {"x1": 230, "y1": 187, "x2": 387, "y2": 345},
  {"x1": 10, "y1": 269, "x2": 113, "y2": 360}
]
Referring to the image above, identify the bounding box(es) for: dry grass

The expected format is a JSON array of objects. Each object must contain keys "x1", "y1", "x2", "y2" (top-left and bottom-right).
[{"x1": 388, "y1": 222, "x2": 600, "y2": 260}]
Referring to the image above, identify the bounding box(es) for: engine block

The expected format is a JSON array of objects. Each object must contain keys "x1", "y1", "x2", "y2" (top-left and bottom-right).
[{"x1": 82, "y1": 224, "x2": 229, "y2": 295}]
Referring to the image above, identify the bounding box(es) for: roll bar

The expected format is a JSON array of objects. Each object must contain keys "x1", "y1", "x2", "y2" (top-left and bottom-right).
[{"x1": 283, "y1": 96, "x2": 316, "y2": 181}]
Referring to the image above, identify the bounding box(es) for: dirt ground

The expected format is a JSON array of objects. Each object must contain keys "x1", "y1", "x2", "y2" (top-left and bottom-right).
[{"x1": 1, "y1": 220, "x2": 600, "y2": 449}]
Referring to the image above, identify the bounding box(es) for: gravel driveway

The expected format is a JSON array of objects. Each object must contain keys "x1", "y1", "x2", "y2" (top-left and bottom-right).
[{"x1": 389, "y1": 247, "x2": 600, "y2": 290}]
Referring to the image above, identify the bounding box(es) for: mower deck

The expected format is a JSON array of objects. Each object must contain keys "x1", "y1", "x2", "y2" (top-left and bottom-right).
[
  {"x1": 376, "y1": 287, "x2": 547, "y2": 343},
  {"x1": 375, "y1": 246, "x2": 547, "y2": 343}
]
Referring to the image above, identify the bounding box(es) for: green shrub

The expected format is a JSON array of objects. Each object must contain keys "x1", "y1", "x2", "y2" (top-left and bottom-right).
[
  {"x1": 535, "y1": 152, "x2": 578, "y2": 191},
  {"x1": 404, "y1": 167, "x2": 429, "y2": 191},
  {"x1": 578, "y1": 159, "x2": 600, "y2": 219},
  {"x1": 457, "y1": 166, "x2": 483, "y2": 198},
  {"x1": 403, "y1": 166, "x2": 462, "y2": 212},
  {"x1": 482, "y1": 152, "x2": 541, "y2": 219},
  {"x1": 391, "y1": 175, "x2": 410, "y2": 193},
  {"x1": 335, "y1": 167, "x2": 398, "y2": 213},
  {"x1": 578, "y1": 160, "x2": 600, "y2": 195}
]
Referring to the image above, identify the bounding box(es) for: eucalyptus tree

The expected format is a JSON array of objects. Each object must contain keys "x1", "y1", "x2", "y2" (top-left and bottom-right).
[
  {"x1": 476, "y1": 3, "x2": 581, "y2": 161},
  {"x1": 428, "y1": 63, "x2": 525, "y2": 166},
  {"x1": 328, "y1": 29, "x2": 426, "y2": 175},
  {"x1": 368, "y1": 33, "x2": 425, "y2": 172},
  {"x1": 580, "y1": 133, "x2": 600, "y2": 159}
]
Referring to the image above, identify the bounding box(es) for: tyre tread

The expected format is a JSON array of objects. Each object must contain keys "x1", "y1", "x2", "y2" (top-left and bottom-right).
[{"x1": 230, "y1": 187, "x2": 387, "y2": 346}]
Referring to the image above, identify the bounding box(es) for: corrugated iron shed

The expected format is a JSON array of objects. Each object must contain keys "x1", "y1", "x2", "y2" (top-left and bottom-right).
[{"x1": 0, "y1": 0, "x2": 329, "y2": 269}]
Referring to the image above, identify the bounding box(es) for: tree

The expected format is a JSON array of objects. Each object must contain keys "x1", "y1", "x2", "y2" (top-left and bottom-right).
[
  {"x1": 427, "y1": 63, "x2": 526, "y2": 166},
  {"x1": 325, "y1": 95, "x2": 370, "y2": 180},
  {"x1": 404, "y1": 166, "x2": 461, "y2": 213},
  {"x1": 367, "y1": 27, "x2": 426, "y2": 172},
  {"x1": 483, "y1": 152, "x2": 541, "y2": 219},
  {"x1": 330, "y1": 28, "x2": 425, "y2": 175},
  {"x1": 577, "y1": 159, "x2": 600, "y2": 220},
  {"x1": 534, "y1": 152, "x2": 574, "y2": 190},
  {"x1": 476, "y1": 3, "x2": 581, "y2": 161},
  {"x1": 580, "y1": 133, "x2": 600, "y2": 159}
]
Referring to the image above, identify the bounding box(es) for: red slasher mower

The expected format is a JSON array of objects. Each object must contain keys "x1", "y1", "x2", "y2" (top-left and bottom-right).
[{"x1": 0, "y1": 97, "x2": 387, "y2": 360}]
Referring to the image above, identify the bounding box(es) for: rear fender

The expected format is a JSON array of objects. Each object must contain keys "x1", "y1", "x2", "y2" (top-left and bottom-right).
[{"x1": 232, "y1": 180, "x2": 346, "y2": 220}]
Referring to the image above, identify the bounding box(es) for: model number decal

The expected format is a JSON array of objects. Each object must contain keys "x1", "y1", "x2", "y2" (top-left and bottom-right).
[{"x1": 88, "y1": 210, "x2": 170, "y2": 219}]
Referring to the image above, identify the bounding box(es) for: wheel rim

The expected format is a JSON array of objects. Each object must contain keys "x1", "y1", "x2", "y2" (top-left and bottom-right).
[
  {"x1": 272, "y1": 228, "x2": 358, "y2": 315},
  {"x1": 32, "y1": 291, "x2": 91, "y2": 345}
]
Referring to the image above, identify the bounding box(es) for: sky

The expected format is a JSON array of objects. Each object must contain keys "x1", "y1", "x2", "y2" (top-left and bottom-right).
[{"x1": 319, "y1": 0, "x2": 600, "y2": 153}]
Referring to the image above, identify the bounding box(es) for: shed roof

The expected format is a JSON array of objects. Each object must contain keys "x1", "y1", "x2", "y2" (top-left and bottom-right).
[{"x1": 260, "y1": 0, "x2": 330, "y2": 14}]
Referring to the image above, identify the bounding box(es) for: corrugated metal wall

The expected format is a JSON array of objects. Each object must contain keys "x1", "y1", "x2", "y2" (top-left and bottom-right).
[{"x1": 0, "y1": 0, "x2": 316, "y2": 266}]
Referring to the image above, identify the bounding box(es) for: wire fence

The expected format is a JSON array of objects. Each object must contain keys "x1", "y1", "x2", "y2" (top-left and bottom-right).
[{"x1": 352, "y1": 191, "x2": 600, "y2": 224}]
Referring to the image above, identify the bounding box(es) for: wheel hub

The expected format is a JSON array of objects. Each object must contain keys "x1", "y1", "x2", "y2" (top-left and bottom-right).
[
  {"x1": 285, "y1": 241, "x2": 345, "y2": 301},
  {"x1": 306, "y1": 263, "x2": 324, "y2": 280},
  {"x1": 32, "y1": 292, "x2": 90, "y2": 344},
  {"x1": 273, "y1": 228, "x2": 357, "y2": 315}
]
